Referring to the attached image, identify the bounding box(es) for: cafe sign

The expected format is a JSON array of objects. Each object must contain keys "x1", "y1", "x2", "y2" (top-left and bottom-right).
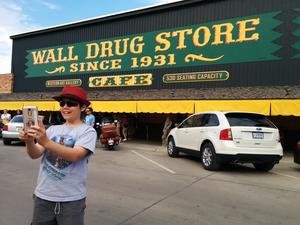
[
  {"x1": 89, "y1": 73, "x2": 152, "y2": 88},
  {"x1": 25, "y1": 11, "x2": 280, "y2": 78}
]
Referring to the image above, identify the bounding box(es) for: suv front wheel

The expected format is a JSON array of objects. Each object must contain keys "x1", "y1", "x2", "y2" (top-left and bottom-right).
[
  {"x1": 201, "y1": 142, "x2": 220, "y2": 171},
  {"x1": 167, "y1": 137, "x2": 179, "y2": 157}
]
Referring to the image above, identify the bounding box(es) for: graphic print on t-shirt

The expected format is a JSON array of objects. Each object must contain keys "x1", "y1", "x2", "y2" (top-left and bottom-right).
[{"x1": 43, "y1": 135, "x2": 75, "y2": 180}]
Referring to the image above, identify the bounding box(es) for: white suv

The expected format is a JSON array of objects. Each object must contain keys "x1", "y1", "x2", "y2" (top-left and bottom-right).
[{"x1": 167, "y1": 111, "x2": 283, "y2": 171}]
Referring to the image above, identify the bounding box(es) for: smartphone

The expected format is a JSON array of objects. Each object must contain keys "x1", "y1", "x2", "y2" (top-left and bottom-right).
[{"x1": 22, "y1": 106, "x2": 38, "y2": 132}]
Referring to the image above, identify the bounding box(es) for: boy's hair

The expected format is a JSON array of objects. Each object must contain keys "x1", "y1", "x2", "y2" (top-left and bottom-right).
[{"x1": 79, "y1": 103, "x2": 86, "y2": 120}]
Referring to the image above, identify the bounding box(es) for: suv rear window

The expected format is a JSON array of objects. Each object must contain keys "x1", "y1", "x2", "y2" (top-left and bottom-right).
[{"x1": 225, "y1": 113, "x2": 275, "y2": 128}]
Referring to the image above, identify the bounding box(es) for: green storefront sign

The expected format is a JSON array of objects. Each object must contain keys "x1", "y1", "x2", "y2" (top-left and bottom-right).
[
  {"x1": 25, "y1": 11, "x2": 281, "y2": 78},
  {"x1": 292, "y1": 8, "x2": 300, "y2": 58}
]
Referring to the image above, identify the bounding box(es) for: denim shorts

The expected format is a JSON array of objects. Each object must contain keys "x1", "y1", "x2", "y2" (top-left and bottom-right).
[{"x1": 31, "y1": 195, "x2": 86, "y2": 225}]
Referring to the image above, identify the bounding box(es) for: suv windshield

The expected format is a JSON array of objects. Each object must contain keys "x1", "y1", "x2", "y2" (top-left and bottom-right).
[
  {"x1": 11, "y1": 115, "x2": 23, "y2": 123},
  {"x1": 225, "y1": 113, "x2": 275, "y2": 128}
]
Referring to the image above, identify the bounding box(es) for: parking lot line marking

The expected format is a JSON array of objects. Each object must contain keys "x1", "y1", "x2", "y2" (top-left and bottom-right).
[
  {"x1": 131, "y1": 150, "x2": 176, "y2": 174},
  {"x1": 272, "y1": 172, "x2": 300, "y2": 181}
]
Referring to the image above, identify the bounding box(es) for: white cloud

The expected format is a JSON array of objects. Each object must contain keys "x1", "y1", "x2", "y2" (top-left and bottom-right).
[
  {"x1": 4, "y1": 1, "x2": 22, "y2": 11},
  {"x1": 40, "y1": 1, "x2": 60, "y2": 10},
  {"x1": 0, "y1": 1, "x2": 40, "y2": 73}
]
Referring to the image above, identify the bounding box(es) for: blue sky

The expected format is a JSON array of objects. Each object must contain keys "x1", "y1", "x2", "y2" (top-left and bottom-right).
[{"x1": 0, "y1": 0, "x2": 181, "y2": 73}]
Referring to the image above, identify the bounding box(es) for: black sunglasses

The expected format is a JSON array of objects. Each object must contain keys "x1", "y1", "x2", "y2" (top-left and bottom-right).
[{"x1": 59, "y1": 99, "x2": 79, "y2": 107}]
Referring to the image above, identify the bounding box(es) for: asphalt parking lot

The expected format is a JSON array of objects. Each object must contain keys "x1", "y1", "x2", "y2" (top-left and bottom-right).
[{"x1": 0, "y1": 140, "x2": 300, "y2": 225}]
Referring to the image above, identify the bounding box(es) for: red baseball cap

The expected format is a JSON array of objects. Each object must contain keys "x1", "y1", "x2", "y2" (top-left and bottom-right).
[{"x1": 53, "y1": 86, "x2": 91, "y2": 106}]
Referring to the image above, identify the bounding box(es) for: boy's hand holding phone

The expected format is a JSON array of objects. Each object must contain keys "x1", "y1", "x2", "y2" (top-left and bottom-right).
[
  {"x1": 20, "y1": 106, "x2": 48, "y2": 145},
  {"x1": 27, "y1": 120, "x2": 49, "y2": 146},
  {"x1": 19, "y1": 128, "x2": 35, "y2": 143}
]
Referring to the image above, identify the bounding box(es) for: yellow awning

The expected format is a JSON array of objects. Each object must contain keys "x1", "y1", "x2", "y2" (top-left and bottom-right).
[
  {"x1": 90, "y1": 101, "x2": 137, "y2": 113},
  {"x1": 195, "y1": 100, "x2": 271, "y2": 115},
  {"x1": 137, "y1": 100, "x2": 195, "y2": 113},
  {"x1": 23, "y1": 101, "x2": 56, "y2": 111},
  {"x1": 2, "y1": 99, "x2": 300, "y2": 116},
  {"x1": 271, "y1": 100, "x2": 300, "y2": 116},
  {"x1": 0, "y1": 101, "x2": 24, "y2": 110},
  {"x1": 54, "y1": 101, "x2": 61, "y2": 111}
]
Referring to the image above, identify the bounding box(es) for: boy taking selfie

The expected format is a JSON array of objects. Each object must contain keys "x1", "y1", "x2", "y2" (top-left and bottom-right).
[{"x1": 19, "y1": 86, "x2": 97, "y2": 225}]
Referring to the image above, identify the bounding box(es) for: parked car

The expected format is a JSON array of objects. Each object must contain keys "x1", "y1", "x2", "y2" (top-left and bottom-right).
[
  {"x1": 2, "y1": 115, "x2": 24, "y2": 145},
  {"x1": 167, "y1": 111, "x2": 283, "y2": 171}
]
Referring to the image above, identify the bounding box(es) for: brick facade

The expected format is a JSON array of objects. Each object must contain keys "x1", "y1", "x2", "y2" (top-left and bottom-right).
[{"x1": 0, "y1": 74, "x2": 13, "y2": 94}]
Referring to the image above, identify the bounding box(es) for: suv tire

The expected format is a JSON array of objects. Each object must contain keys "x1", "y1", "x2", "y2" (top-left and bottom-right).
[
  {"x1": 167, "y1": 137, "x2": 179, "y2": 157},
  {"x1": 201, "y1": 142, "x2": 220, "y2": 171},
  {"x1": 253, "y1": 162, "x2": 275, "y2": 172}
]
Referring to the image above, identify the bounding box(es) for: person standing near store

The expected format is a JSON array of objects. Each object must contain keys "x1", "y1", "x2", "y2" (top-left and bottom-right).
[
  {"x1": 1, "y1": 109, "x2": 11, "y2": 125},
  {"x1": 85, "y1": 107, "x2": 95, "y2": 128},
  {"x1": 120, "y1": 115, "x2": 129, "y2": 141},
  {"x1": 19, "y1": 86, "x2": 97, "y2": 225},
  {"x1": 162, "y1": 116, "x2": 172, "y2": 146}
]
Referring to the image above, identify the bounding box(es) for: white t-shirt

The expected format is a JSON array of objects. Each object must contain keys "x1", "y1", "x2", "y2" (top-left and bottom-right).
[
  {"x1": 1, "y1": 113, "x2": 11, "y2": 124},
  {"x1": 34, "y1": 123, "x2": 97, "y2": 202}
]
